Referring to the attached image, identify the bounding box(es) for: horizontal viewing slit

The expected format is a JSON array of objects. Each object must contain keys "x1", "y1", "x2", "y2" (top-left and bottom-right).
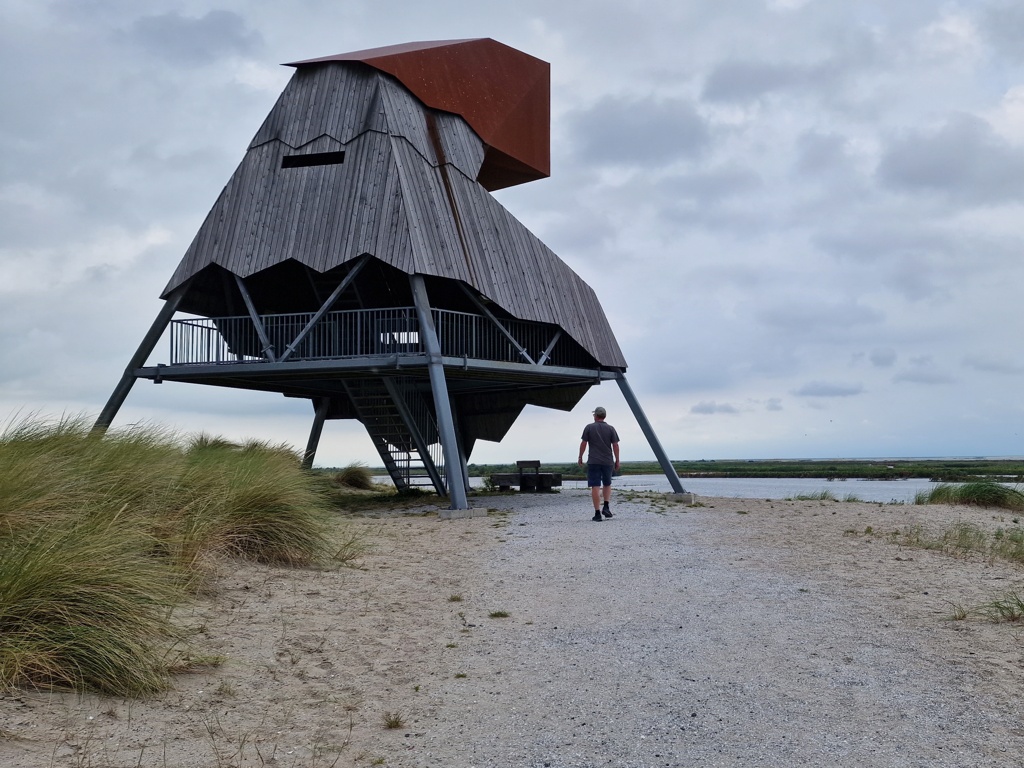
[{"x1": 281, "y1": 151, "x2": 346, "y2": 168}]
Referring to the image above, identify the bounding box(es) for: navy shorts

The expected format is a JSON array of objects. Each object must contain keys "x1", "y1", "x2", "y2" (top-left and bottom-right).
[{"x1": 587, "y1": 464, "x2": 613, "y2": 487}]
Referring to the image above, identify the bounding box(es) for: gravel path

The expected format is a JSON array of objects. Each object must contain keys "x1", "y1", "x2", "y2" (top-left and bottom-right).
[{"x1": 389, "y1": 490, "x2": 1023, "y2": 768}]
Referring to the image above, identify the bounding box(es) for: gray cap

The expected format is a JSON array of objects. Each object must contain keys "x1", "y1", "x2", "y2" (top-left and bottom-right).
[{"x1": 593, "y1": 406, "x2": 606, "y2": 417}]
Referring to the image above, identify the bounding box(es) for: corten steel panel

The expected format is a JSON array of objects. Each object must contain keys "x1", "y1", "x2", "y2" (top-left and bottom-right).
[{"x1": 285, "y1": 38, "x2": 549, "y2": 191}]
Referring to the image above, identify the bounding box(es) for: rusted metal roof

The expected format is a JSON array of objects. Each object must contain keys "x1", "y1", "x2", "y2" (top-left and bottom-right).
[{"x1": 285, "y1": 38, "x2": 549, "y2": 191}]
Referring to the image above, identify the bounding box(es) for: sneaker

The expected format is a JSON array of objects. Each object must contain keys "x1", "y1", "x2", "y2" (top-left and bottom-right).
[
  {"x1": 592, "y1": 512, "x2": 603, "y2": 522},
  {"x1": 602, "y1": 509, "x2": 613, "y2": 518}
]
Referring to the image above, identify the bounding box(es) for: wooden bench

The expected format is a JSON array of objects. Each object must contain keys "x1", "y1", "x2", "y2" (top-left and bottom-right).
[{"x1": 489, "y1": 460, "x2": 562, "y2": 492}]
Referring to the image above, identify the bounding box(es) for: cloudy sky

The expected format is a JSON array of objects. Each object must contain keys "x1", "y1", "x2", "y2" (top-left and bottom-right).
[{"x1": 3, "y1": 0, "x2": 1024, "y2": 466}]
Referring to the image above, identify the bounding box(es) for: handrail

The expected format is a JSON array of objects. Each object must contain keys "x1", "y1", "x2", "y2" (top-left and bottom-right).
[{"x1": 168, "y1": 307, "x2": 592, "y2": 369}]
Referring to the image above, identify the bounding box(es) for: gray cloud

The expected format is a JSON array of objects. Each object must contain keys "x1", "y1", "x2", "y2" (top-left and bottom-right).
[
  {"x1": 980, "y1": 3, "x2": 1024, "y2": 62},
  {"x1": 893, "y1": 370, "x2": 953, "y2": 385},
  {"x1": 794, "y1": 382, "x2": 864, "y2": 397},
  {"x1": 795, "y1": 131, "x2": 851, "y2": 175},
  {"x1": 869, "y1": 348, "x2": 897, "y2": 368},
  {"x1": 567, "y1": 95, "x2": 711, "y2": 166},
  {"x1": 699, "y1": 26, "x2": 880, "y2": 106},
  {"x1": 877, "y1": 114, "x2": 1024, "y2": 204},
  {"x1": 124, "y1": 11, "x2": 264, "y2": 66},
  {"x1": 703, "y1": 60, "x2": 814, "y2": 102},
  {"x1": 962, "y1": 355, "x2": 1024, "y2": 375},
  {"x1": 657, "y1": 167, "x2": 764, "y2": 203},
  {"x1": 691, "y1": 401, "x2": 739, "y2": 414},
  {"x1": 757, "y1": 300, "x2": 884, "y2": 335}
]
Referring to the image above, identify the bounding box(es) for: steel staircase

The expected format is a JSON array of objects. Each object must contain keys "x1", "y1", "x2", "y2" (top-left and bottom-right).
[{"x1": 342, "y1": 378, "x2": 445, "y2": 493}]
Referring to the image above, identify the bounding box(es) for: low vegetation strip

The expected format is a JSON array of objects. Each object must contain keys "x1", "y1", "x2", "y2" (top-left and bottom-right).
[
  {"x1": 0, "y1": 416, "x2": 342, "y2": 695},
  {"x1": 461, "y1": 458, "x2": 1024, "y2": 481}
]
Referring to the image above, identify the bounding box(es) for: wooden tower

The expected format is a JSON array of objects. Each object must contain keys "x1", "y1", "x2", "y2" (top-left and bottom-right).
[{"x1": 96, "y1": 39, "x2": 685, "y2": 509}]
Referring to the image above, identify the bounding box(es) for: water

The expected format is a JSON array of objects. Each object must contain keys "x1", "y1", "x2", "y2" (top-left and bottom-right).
[{"x1": 484, "y1": 474, "x2": 946, "y2": 504}]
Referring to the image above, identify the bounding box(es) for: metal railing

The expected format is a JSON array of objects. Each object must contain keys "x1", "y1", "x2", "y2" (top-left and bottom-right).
[{"x1": 169, "y1": 307, "x2": 592, "y2": 369}]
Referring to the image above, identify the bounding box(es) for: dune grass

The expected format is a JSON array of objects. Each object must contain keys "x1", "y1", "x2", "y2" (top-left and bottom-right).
[
  {"x1": 915, "y1": 481, "x2": 1024, "y2": 511},
  {"x1": 333, "y1": 462, "x2": 376, "y2": 491},
  {"x1": 0, "y1": 415, "x2": 344, "y2": 694}
]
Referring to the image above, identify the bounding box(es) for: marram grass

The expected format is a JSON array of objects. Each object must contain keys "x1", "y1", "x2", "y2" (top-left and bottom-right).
[
  {"x1": 0, "y1": 510, "x2": 184, "y2": 695},
  {"x1": 915, "y1": 481, "x2": 1024, "y2": 511},
  {"x1": 0, "y1": 415, "x2": 342, "y2": 694},
  {"x1": 333, "y1": 462, "x2": 376, "y2": 491}
]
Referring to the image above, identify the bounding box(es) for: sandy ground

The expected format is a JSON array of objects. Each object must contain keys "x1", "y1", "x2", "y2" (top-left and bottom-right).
[{"x1": 3, "y1": 489, "x2": 1024, "y2": 767}]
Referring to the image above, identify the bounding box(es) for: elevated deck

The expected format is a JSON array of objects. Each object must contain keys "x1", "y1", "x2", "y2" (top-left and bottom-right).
[{"x1": 139, "y1": 307, "x2": 620, "y2": 394}]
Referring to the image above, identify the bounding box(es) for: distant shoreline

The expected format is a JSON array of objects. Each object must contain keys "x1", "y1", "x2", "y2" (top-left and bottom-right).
[{"x1": 322, "y1": 457, "x2": 1024, "y2": 483}]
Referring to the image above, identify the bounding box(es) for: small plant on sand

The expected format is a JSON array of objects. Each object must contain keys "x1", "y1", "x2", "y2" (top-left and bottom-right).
[
  {"x1": 790, "y1": 490, "x2": 837, "y2": 502},
  {"x1": 454, "y1": 672, "x2": 467, "y2": 679},
  {"x1": 331, "y1": 526, "x2": 368, "y2": 567},
  {"x1": 948, "y1": 602, "x2": 969, "y2": 621},
  {"x1": 447, "y1": 593, "x2": 463, "y2": 603},
  {"x1": 488, "y1": 610, "x2": 510, "y2": 618},
  {"x1": 382, "y1": 711, "x2": 405, "y2": 729},
  {"x1": 970, "y1": 593, "x2": 1024, "y2": 623}
]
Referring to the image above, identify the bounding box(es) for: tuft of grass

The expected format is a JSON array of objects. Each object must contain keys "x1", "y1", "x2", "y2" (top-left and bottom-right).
[
  {"x1": 447, "y1": 594, "x2": 463, "y2": 603},
  {"x1": 169, "y1": 438, "x2": 334, "y2": 571},
  {"x1": 979, "y1": 593, "x2": 1024, "y2": 623},
  {"x1": 789, "y1": 490, "x2": 837, "y2": 501},
  {"x1": 382, "y1": 711, "x2": 405, "y2": 729},
  {"x1": 488, "y1": 610, "x2": 510, "y2": 618},
  {"x1": 333, "y1": 463, "x2": 376, "y2": 491},
  {"x1": 916, "y1": 481, "x2": 1024, "y2": 511}
]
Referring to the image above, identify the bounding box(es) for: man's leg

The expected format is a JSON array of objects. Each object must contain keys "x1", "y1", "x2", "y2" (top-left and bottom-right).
[
  {"x1": 601, "y1": 466, "x2": 614, "y2": 517},
  {"x1": 587, "y1": 465, "x2": 603, "y2": 521}
]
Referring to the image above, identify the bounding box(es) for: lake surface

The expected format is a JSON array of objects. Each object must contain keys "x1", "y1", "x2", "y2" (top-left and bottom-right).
[{"x1": 476, "y1": 474, "x2": 947, "y2": 503}]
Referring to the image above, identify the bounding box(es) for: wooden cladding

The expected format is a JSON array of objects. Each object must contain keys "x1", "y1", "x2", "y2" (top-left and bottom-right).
[{"x1": 164, "y1": 61, "x2": 626, "y2": 369}]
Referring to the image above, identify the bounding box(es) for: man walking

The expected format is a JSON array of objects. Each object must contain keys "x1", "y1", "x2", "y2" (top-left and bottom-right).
[{"x1": 578, "y1": 406, "x2": 620, "y2": 521}]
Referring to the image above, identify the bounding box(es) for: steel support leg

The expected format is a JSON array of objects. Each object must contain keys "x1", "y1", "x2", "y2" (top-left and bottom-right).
[
  {"x1": 93, "y1": 285, "x2": 188, "y2": 432},
  {"x1": 615, "y1": 372, "x2": 686, "y2": 494},
  {"x1": 411, "y1": 275, "x2": 470, "y2": 510},
  {"x1": 302, "y1": 398, "x2": 330, "y2": 470}
]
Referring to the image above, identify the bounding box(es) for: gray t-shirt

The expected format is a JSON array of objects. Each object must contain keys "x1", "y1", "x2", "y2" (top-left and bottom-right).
[{"x1": 581, "y1": 421, "x2": 619, "y2": 466}]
